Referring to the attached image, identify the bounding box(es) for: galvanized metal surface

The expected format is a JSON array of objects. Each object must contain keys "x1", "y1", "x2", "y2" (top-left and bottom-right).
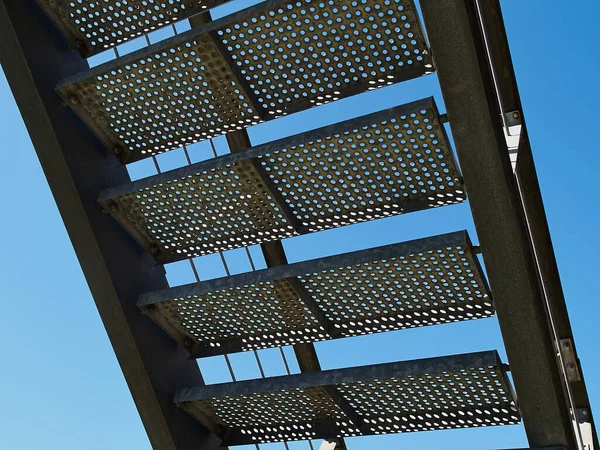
[
  {"x1": 419, "y1": 0, "x2": 577, "y2": 446},
  {"x1": 139, "y1": 231, "x2": 493, "y2": 356},
  {"x1": 56, "y1": 0, "x2": 432, "y2": 161},
  {"x1": 176, "y1": 351, "x2": 520, "y2": 445},
  {"x1": 98, "y1": 97, "x2": 463, "y2": 262},
  {"x1": 477, "y1": 0, "x2": 596, "y2": 446},
  {"x1": 35, "y1": 0, "x2": 230, "y2": 56}
]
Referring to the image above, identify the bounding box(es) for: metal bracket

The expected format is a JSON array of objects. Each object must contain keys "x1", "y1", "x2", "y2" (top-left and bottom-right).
[
  {"x1": 320, "y1": 439, "x2": 340, "y2": 450},
  {"x1": 575, "y1": 408, "x2": 595, "y2": 450},
  {"x1": 504, "y1": 109, "x2": 523, "y2": 128},
  {"x1": 559, "y1": 338, "x2": 582, "y2": 382},
  {"x1": 502, "y1": 110, "x2": 523, "y2": 172}
]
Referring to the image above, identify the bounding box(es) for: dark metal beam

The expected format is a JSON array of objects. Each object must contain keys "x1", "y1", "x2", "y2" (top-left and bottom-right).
[
  {"x1": 476, "y1": 2, "x2": 597, "y2": 445},
  {"x1": 419, "y1": 0, "x2": 577, "y2": 447},
  {"x1": 515, "y1": 135, "x2": 598, "y2": 449},
  {"x1": 0, "y1": 0, "x2": 219, "y2": 448}
]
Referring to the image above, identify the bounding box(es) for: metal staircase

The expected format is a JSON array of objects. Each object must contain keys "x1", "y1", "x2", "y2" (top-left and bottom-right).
[{"x1": 0, "y1": 0, "x2": 595, "y2": 449}]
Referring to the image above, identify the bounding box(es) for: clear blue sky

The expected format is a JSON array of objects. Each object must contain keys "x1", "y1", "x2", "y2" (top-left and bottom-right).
[{"x1": 1, "y1": 1, "x2": 598, "y2": 449}]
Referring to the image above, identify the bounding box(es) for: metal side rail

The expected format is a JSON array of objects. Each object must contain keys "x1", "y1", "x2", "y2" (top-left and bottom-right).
[
  {"x1": 98, "y1": 97, "x2": 464, "y2": 262},
  {"x1": 139, "y1": 230, "x2": 493, "y2": 357},
  {"x1": 475, "y1": 1, "x2": 598, "y2": 448},
  {"x1": 56, "y1": 0, "x2": 432, "y2": 162},
  {"x1": 35, "y1": 0, "x2": 231, "y2": 56},
  {"x1": 175, "y1": 350, "x2": 520, "y2": 445}
]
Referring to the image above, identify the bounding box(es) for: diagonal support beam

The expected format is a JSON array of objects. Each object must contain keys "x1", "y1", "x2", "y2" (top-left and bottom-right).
[
  {"x1": 419, "y1": 0, "x2": 576, "y2": 447},
  {"x1": 285, "y1": 277, "x2": 343, "y2": 339},
  {"x1": 224, "y1": 129, "x2": 354, "y2": 450}
]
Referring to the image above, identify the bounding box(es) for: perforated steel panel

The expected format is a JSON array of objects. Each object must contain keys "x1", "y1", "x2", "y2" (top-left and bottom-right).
[
  {"x1": 337, "y1": 365, "x2": 520, "y2": 434},
  {"x1": 175, "y1": 351, "x2": 520, "y2": 445},
  {"x1": 59, "y1": 33, "x2": 260, "y2": 159},
  {"x1": 35, "y1": 0, "x2": 229, "y2": 55},
  {"x1": 57, "y1": 0, "x2": 432, "y2": 161},
  {"x1": 99, "y1": 98, "x2": 464, "y2": 263},
  {"x1": 155, "y1": 279, "x2": 328, "y2": 353},
  {"x1": 183, "y1": 387, "x2": 358, "y2": 444},
  {"x1": 299, "y1": 236, "x2": 493, "y2": 335},
  {"x1": 258, "y1": 99, "x2": 461, "y2": 232},
  {"x1": 218, "y1": 0, "x2": 431, "y2": 116},
  {"x1": 103, "y1": 159, "x2": 295, "y2": 260},
  {"x1": 138, "y1": 231, "x2": 492, "y2": 357}
]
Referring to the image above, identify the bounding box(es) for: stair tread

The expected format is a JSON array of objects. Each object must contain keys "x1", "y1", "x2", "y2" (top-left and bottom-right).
[
  {"x1": 175, "y1": 351, "x2": 520, "y2": 445},
  {"x1": 36, "y1": 0, "x2": 230, "y2": 56},
  {"x1": 98, "y1": 97, "x2": 463, "y2": 262},
  {"x1": 57, "y1": 0, "x2": 431, "y2": 161},
  {"x1": 139, "y1": 230, "x2": 493, "y2": 356}
]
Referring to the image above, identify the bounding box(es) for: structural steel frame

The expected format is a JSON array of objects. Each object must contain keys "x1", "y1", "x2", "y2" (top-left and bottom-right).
[
  {"x1": 0, "y1": 0, "x2": 595, "y2": 449},
  {"x1": 420, "y1": 0, "x2": 596, "y2": 448}
]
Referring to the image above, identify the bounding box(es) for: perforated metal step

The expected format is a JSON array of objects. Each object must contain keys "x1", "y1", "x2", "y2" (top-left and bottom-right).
[
  {"x1": 175, "y1": 351, "x2": 520, "y2": 445},
  {"x1": 57, "y1": 0, "x2": 432, "y2": 161},
  {"x1": 36, "y1": 0, "x2": 230, "y2": 56},
  {"x1": 99, "y1": 97, "x2": 463, "y2": 262},
  {"x1": 139, "y1": 231, "x2": 492, "y2": 357}
]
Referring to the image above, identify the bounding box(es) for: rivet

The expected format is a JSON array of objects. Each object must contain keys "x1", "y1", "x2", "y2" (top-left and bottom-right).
[{"x1": 512, "y1": 111, "x2": 520, "y2": 119}]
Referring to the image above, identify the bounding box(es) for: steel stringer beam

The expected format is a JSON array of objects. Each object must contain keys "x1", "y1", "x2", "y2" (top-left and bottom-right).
[
  {"x1": 475, "y1": 2, "x2": 597, "y2": 445},
  {"x1": 419, "y1": 0, "x2": 577, "y2": 447},
  {"x1": 0, "y1": 0, "x2": 221, "y2": 448}
]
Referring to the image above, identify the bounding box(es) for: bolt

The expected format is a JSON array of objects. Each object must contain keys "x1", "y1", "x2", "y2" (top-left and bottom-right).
[
  {"x1": 108, "y1": 200, "x2": 118, "y2": 212},
  {"x1": 183, "y1": 337, "x2": 193, "y2": 348},
  {"x1": 512, "y1": 111, "x2": 520, "y2": 119},
  {"x1": 567, "y1": 362, "x2": 575, "y2": 370},
  {"x1": 149, "y1": 245, "x2": 160, "y2": 256},
  {"x1": 69, "y1": 94, "x2": 80, "y2": 105},
  {"x1": 113, "y1": 145, "x2": 123, "y2": 155}
]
